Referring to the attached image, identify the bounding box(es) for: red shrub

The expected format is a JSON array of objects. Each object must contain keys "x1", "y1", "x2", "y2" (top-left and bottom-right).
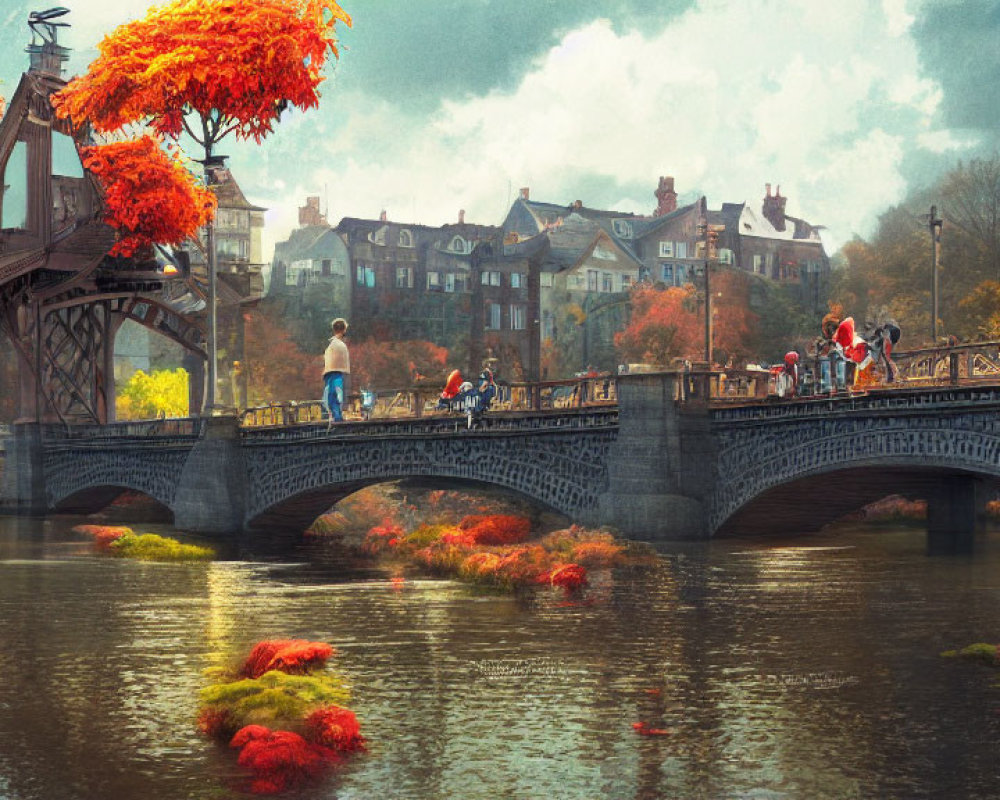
[
  {"x1": 239, "y1": 640, "x2": 335, "y2": 679},
  {"x1": 362, "y1": 522, "x2": 406, "y2": 555},
  {"x1": 230, "y1": 725, "x2": 337, "y2": 795},
  {"x1": 540, "y1": 563, "x2": 587, "y2": 590},
  {"x1": 304, "y1": 705, "x2": 366, "y2": 752},
  {"x1": 457, "y1": 514, "x2": 532, "y2": 546}
]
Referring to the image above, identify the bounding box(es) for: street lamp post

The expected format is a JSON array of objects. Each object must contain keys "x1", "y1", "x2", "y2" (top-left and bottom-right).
[
  {"x1": 929, "y1": 205, "x2": 943, "y2": 344},
  {"x1": 202, "y1": 155, "x2": 228, "y2": 413}
]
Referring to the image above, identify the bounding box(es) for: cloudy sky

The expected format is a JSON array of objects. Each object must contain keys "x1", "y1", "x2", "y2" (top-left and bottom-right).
[{"x1": 1, "y1": 0, "x2": 996, "y2": 259}]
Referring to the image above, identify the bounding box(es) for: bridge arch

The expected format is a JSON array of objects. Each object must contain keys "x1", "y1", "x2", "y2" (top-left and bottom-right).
[
  {"x1": 243, "y1": 427, "x2": 615, "y2": 533},
  {"x1": 712, "y1": 420, "x2": 1000, "y2": 536}
]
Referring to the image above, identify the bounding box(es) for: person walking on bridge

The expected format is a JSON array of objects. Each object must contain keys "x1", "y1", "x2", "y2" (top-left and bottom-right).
[{"x1": 323, "y1": 318, "x2": 350, "y2": 423}]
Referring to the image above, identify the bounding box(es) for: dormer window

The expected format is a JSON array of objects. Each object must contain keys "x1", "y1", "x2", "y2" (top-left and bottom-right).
[
  {"x1": 613, "y1": 219, "x2": 632, "y2": 238},
  {"x1": 399, "y1": 228, "x2": 414, "y2": 247},
  {"x1": 450, "y1": 235, "x2": 468, "y2": 253},
  {"x1": 368, "y1": 225, "x2": 388, "y2": 245}
]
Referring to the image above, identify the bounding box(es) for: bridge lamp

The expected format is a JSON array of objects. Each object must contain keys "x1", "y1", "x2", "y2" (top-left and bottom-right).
[{"x1": 929, "y1": 205, "x2": 943, "y2": 344}]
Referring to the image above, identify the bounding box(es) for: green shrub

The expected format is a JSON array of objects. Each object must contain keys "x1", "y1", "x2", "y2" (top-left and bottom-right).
[{"x1": 109, "y1": 532, "x2": 214, "y2": 561}]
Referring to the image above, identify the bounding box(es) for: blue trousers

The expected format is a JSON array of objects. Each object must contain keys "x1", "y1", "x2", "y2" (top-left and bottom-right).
[{"x1": 324, "y1": 371, "x2": 345, "y2": 421}]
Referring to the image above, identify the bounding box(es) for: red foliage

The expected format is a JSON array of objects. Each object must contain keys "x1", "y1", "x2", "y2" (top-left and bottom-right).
[
  {"x1": 80, "y1": 135, "x2": 217, "y2": 257},
  {"x1": 632, "y1": 722, "x2": 671, "y2": 736},
  {"x1": 304, "y1": 705, "x2": 366, "y2": 752},
  {"x1": 244, "y1": 306, "x2": 323, "y2": 404},
  {"x1": 231, "y1": 725, "x2": 338, "y2": 795},
  {"x1": 539, "y1": 563, "x2": 588, "y2": 590},
  {"x1": 239, "y1": 640, "x2": 335, "y2": 679},
  {"x1": 349, "y1": 339, "x2": 449, "y2": 390},
  {"x1": 457, "y1": 514, "x2": 532, "y2": 546},
  {"x1": 71, "y1": 524, "x2": 131, "y2": 549},
  {"x1": 361, "y1": 522, "x2": 407, "y2": 555},
  {"x1": 615, "y1": 284, "x2": 702, "y2": 365}
]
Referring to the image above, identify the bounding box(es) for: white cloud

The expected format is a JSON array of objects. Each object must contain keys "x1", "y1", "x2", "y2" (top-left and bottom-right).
[{"x1": 227, "y1": 0, "x2": 968, "y2": 262}]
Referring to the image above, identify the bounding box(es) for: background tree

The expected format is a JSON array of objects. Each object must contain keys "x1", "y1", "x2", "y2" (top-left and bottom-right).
[
  {"x1": 116, "y1": 368, "x2": 189, "y2": 419},
  {"x1": 350, "y1": 340, "x2": 450, "y2": 391},
  {"x1": 614, "y1": 284, "x2": 701, "y2": 366},
  {"x1": 53, "y1": 0, "x2": 351, "y2": 407},
  {"x1": 244, "y1": 308, "x2": 322, "y2": 404},
  {"x1": 940, "y1": 154, "x2": 1000, "y2": 281}
]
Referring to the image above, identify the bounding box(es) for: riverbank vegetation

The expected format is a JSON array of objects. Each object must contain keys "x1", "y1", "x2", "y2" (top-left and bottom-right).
[
  {"x1": 71, "y1": 523, "x2": 213, "y2": 561},
  {"x1": 199, "y1": 639, "x2": 365, "y2": 795},
  {"x1": 307, "y1": 483, "x2": 644, "y2": 594}
]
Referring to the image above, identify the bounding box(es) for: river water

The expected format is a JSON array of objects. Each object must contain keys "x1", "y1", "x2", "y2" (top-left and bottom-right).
[{"x1": 1, "y1": 515, "x2": 999, "y2": 800}]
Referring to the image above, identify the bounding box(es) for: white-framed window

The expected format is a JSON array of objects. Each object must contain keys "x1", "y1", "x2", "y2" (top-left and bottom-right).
[
  {"x1": 753, "y1": 254, "x2": 763, "y2": 274},
  {"x1": 445, "y1": 273, "x2": 455, "y2": 293},
  {"x1": 399, "y1": 229, "x2": 414, "y2": 247},
  {"x1": 426, "y1": 271, "x2": 441, "y2": 290},
  {"x1": 587, "y1": 269, "x2": 598, "y2": 292},
  {"x1": 602, "y1": 272, "x2": 613, "y2": 292},
  {"x1": 510, "y1": 304, "x2": 526, "y2": 330},
  {"x1": 357, "y1": 263, "x2": 375, "y2": 287},
  {"x1": 675, "y1": 241, "x2": 688, "y2": 258},
  {"x1": 540, "y1": 273, "x2": 554, "y2": 288},
  {"x1": 450, "y1": 235, "x2": 468, "y2": 253},
  {"x1": 486, "y1": 302, "x2": 501, "y2": 330},
  {"x1": 396, "y1": 266, "x2": 413, "y2": 288},
  {"x1": 718, "y1": 248, "x2": 734, "y2": 265},
  {"x1": 659, "y1": 241, "x2": 674, "y2": 258},
  {"x1": 511, "y1": 272, "x2": 523, "y2": 288}
]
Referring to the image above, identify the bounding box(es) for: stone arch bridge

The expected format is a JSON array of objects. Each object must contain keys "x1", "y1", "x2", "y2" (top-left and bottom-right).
[{"x1": 3, "y1": 374, "x2": 999, "y2": 552}]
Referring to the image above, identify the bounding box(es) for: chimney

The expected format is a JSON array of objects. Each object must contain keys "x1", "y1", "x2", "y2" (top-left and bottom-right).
[
  {"x1": 572, "y1": 199, "x2": 583, "y2": 210},
  {"x1": 762, "y1": 183, "x2": 786, "y2": 232},
  {"x1": 520, "y1": 187, "x2": 530, "y2": 201},
  {"x1": 298, "y1": 196, "x2": 327, "y2": 227},
  {"x1": 458, "y1": 209, "x2": 465, "y2": 224},
  {"x1": 379, "y1": 209, "x2": 387, "y2": 222},
  {"x1": 654, "y1": 175, "x2": 677, "y2": 217}
]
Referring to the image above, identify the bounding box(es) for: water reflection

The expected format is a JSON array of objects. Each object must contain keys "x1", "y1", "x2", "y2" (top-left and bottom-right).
[{"x1": 1, "y1": 516, "x2": 999, "y2": 799}]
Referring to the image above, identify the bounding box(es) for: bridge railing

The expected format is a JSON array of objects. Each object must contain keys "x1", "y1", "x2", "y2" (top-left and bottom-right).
[
  {"x1": 40, "y1": 417, "x2": 205, "y2": 441},
  {"x1": 239, "y1": 376, "x2": 618, "y2": 427}
]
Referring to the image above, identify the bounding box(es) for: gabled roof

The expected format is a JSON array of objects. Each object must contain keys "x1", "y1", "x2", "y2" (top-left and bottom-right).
[
  {"x1": 631, "y1": 199, "x2": 703, "y2": 239},
  {"x1": 273, "y1": 225, "x2": 345, "y2": 262},
  {"x1": 544, "y1": 213, "x2": 643, "y2": 273},
  {"x1": 212, "y1": 169, "x2": 266, "y2": 212},
  {"x1": 735, "y1": 204, "x2": 823, "y2": 243}
]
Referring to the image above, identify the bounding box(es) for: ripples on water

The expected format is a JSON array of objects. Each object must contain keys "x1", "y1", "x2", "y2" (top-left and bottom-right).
[{"x1": 1, "y1": 517, "x2": 999, "y2": 799}]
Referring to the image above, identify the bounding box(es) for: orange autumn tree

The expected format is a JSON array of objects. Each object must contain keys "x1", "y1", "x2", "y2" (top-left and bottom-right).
[
  {"x1": 615, "y1": 284, "x2": 702, "y2": 366},
  {"x1": 82, "y1": 136, "x2": 216, "y2": 256}
]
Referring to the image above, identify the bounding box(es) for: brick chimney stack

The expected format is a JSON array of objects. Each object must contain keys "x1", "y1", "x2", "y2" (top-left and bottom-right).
[
  {"x1": 298, "y1": 196, "x2": 327, "y2": 227},
  {"x1": 458, "y1": 209, "x2": 465, "y2": 224},
  {"x1": 520, "y1": 187, "x2": 530, "y2": 201},
  {"x1": 654, "y1": 176, "x2": 678, "y2": 217},
  {"x1": 762, "y1": 183, "x2": 787, "y2": 232},
  {"x1": 572, "y1": 199, "x2": 583, "y2": 210},
  {"x1": 379, "y1": 209, "x2": 387, "y2": 222}
]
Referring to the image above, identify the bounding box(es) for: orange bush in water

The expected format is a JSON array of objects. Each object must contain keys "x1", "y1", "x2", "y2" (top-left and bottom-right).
[
  {"x1": 239, "y1": 640, "x2": 335, "y2": 680},
  {"x1": 230, "y1": 725, "x2": 337, "y2": 795},
  {"x1": 539, "y1": 563, "x2": 588, "y2": 590},
  {"x1": 71, "y1": 524, "x2": 132, "y2": 549},
  {"x1": 361, "y1": 522, "x2": 406, "y2": 555},
  {"x1": 457, "y1": 514, "x2": 532, "y2": 545},
  {"x1": 304, "y1": 705, "x2": 366, "y2": 752}
]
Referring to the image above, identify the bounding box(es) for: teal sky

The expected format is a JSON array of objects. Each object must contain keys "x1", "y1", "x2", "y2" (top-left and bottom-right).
[{"x1": 1, "y1": 0, "x2": 996, "y2": 259}]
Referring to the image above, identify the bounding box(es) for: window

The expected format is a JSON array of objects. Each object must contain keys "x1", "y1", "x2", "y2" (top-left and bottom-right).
[
  {"x1": 659, "y1": 241, "x2": 674, "y2": 258},
  {"x1": 217, "y1": 237, "x2": 248, "y2": 259},
  {"x1": 396, "y1": 266, "x2": 413, "y2": 288},
  {"x1": 450, "y1": 235, "x2": 468, "y2": 253},
  {"x1": 399, "y1": 229, "x2": 414, "y2": 247},
  {"x1": 613, "y1": 219, "x2": 633, "y2": 238},
  {"x1": 426, "y1": 271, "x2": 441, "y2": 290},
  {"x1": 445, "y1": 273, "x2": 455, "y2": 293},
  {"x1": 2, "y1": 140, "x2": 27, "y2": 229},
  {"x1": 540, "y1": 273, "x2": 553, "y2": 288},
  {"x1": 753, "y1": 254, "x2": 763, "y2": 274},
  {"x1": 510, "y1": 304, "x2": 526, "y2": 330},
  {"x1": 511, "y1": 272, "x2": 524, "y2": 288},
  {"x1": 718, "y1": 248, "x2": 733, "y2": 265},
  {"x1": 453, "y1": 274, "x2": 469, "y2": 293},
  {"x1": 486, "y1": 303, "x2": 501, "y2": 330},
  {"x1": 587, "y1": 269, "x2": 598, "y2": 292},
  {"x1": 662, "y1": 264, "x2": 673, "y2": 283},
  {"x1": 602, "y1": 272, "x2": 613, "y2": 292},
  {"x1": 639, "y1": 266, "x2": 651, "y2": 282},
  {"x1": 357, "y1": 263, "x2": 376, "y2": 287},
  {"x1": 675, "y1": 241, "x2": 688, "y2": 258},
  {"x1": 676, "y1": 265, "x2": 687, "y2": 284},
  {"x1": 620, "y1": 274, "x2": 632, "y2": 291},
  {"x1": 542, "y1": 310, "x2": 555, "y2": 339},
  {"x1": 322, "y1": 259, "x2": 332, "y2": 276}
]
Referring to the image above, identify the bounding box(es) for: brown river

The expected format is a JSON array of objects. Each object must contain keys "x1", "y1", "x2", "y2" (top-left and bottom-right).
[{"x1": 1, "y1": 515, "x2": 999, "y2": 799}]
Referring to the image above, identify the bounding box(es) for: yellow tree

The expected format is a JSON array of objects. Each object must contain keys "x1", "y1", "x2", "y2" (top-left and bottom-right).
[
  {"x1": 116, "y1": 368, "x2": 190, "y2": 419},
  {"x1": 52, "y1": 0, "x2": 351, "y2": 408}
]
